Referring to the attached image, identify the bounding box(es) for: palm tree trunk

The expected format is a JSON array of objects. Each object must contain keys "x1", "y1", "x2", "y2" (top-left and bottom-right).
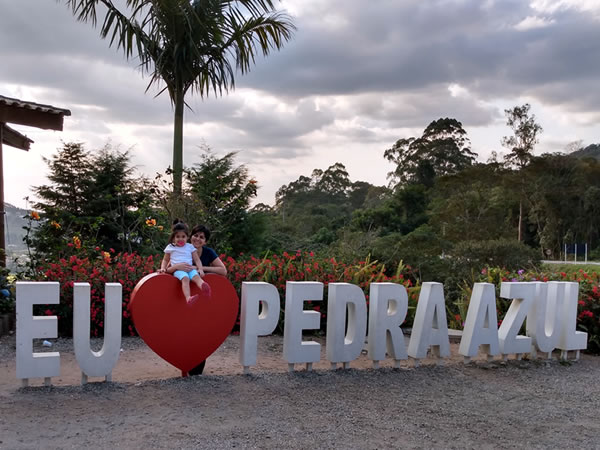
[{"x1": 172, "y1": 88, "x2": 185, "y2": 195}]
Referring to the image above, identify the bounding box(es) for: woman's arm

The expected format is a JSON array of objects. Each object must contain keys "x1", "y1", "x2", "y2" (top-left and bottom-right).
[
  {"x1": 192, "y1": 251, "x2": 205, "y2": 276},
  {"x1": 202, "y1": 257, "x2": 227, "y2": 276}
]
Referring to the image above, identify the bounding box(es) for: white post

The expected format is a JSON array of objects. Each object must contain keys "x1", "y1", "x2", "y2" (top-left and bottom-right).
[
  {"x1": 564, "y1": 243, "x2": 567, "y2": 262},
  {"x1": 575, "y1": 244, "x2": 577, "y2": 263},
  {"x1": 585, "y1": 243, "x2": 588, "y2": 263}
]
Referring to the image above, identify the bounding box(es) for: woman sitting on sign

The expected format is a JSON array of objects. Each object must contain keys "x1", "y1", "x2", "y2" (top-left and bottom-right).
[{"x1": 165, "y1": 224, "x2": 228, "y2": 375}]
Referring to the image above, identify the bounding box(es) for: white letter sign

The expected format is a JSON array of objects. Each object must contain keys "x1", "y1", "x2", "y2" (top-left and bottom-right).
[
  {"x1": 16, "y1": 282, "x2": 61, "y2": 387},
  {"x1": 367, "y1": 282, "x2": 408, "y2": 368},
  {"x1": 407, "y1": 282, "x2": 450, "y2": 365},
  {"x1": 283, "y1": 281, "x2": 323, "y2": 371},
  {"x1": 458, "y1": 283, "x2": 499, "y2": 362},
  {"x1": 239, "y1": 282, "x2": 281, "y2": 373},
  {"x1": 499, "y1": 282, "x2": 535, "y2": 359},
  {"x1": 326, "y1": 283, "x2": 367, "y2": 369},
  {"x1": 73, "y1": 283, "x2": 122, "y2": 384},
  {"x1": 557, "y1": 282, "x2": 587, "y2": 360},
  {"x1": 526, "y1": 282, "x2": 561, "y2": 358}
]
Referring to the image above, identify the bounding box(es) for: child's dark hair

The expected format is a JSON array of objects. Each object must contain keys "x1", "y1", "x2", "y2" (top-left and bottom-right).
[{"x1": 169, "y1": 219, "x2": 189, "y2": 243}]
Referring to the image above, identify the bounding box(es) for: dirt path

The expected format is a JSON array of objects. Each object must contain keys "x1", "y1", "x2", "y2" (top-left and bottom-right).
[{"x1": 1, "y1": 334, "x2": 599, "y2": 449}]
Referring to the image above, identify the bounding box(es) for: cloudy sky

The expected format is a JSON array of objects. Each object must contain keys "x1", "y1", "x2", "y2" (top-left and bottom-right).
[{"x1": 1, "y1": 0, "x2": 599, "y2": 209}]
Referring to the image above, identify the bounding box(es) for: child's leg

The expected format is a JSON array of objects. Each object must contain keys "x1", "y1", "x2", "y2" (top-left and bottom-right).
[
  {"x1": 191, "y1": 273, "x2": 205, "y2": 289},
  {"x1": 190, "y1": 272, "x2": 211, "y2": 295},
  {"x1": 181, "y1": 277, "x2": 191, "y2": 299}
]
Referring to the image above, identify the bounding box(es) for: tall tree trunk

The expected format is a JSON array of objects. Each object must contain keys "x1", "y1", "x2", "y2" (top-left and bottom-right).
[
  {"x1": 518, "y1": 199, "x2": 523, "y2": 242},
  {"x1": 172, "y1": 88, "x2": 185, "y2": 195}
]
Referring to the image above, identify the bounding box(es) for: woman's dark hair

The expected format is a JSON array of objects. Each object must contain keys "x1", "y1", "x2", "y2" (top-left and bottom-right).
[
  {"x1": 168, "y1": 219, "x2": 189, "y2": 243},
  {"x1": 190, "y1": 224, "x2": 211, "y2": 241}
]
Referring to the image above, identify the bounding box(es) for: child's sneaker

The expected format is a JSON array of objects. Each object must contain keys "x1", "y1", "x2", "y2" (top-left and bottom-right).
[
  {"x1": 187, "y1": 294, "x2": 200, "y2": 305},
  {"x1": 201, "y1": 282, "x2": 212, "y2": 296}
]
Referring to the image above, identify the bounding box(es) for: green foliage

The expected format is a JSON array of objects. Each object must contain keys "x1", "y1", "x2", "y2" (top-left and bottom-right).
[
  {"x1": 541, "y1": 263, "x2": 600, "y2": 273},
  {"x1": 0, "y1": 266, "x2": 15, "y2": 314},
  {"x1": 271, "y1": 163, "x2": 387, "y2": 252},
  {"x1": 152, "y1": 150, "x2": 265, "y2": 256},
  {"x1": 351, "y1": 184, "x2": 428, "y2": 236},
  {"x1": 429, "y1": 163, "x2": 516, "y2": 242},
  {"x1": 27, "y1": 143, "x2": 161, "y2": 267},
  {"x1": 451, "y1": 239, "x2": 541, "y2": 272},
  {"x1": 187, "y1": 151, "x2": 260, "y2": 254}
]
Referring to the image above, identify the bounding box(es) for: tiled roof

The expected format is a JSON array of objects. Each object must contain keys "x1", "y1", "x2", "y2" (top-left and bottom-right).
[{"x1": 0, "y1": 95, "x2": 71, "y2": 116}]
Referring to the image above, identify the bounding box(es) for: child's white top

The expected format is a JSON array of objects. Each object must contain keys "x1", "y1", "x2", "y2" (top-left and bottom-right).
[{"x1": 164, "y1": 243, "x2": 197, "y2": 265}]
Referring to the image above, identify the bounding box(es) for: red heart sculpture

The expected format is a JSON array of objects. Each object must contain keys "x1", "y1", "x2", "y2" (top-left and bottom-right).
[{"x1": 129, "y1": 273, "x2": 239, "y2": 374}]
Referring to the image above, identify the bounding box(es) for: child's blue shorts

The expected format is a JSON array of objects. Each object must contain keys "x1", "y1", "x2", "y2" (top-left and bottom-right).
[{"x1": 173, "y1": 269, "x2": 199, "y2": 280}]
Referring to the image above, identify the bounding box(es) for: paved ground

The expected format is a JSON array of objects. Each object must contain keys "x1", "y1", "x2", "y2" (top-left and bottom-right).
[{"x1": 1, "y1": 334, "x2": 599, "y2": 449}]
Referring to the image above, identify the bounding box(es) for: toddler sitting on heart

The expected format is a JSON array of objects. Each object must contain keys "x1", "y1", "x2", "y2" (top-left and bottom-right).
[{"x1": 159, "y1": 219, "x2": 211, "y2": 303}]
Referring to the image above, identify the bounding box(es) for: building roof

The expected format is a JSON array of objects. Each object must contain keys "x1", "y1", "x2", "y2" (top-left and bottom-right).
[
  {"x1": 0, "y1": 95, "x2": 71, "y2": 116},
  {"x1": 1, "y1": 123, "x2": 34, "y2": 151},
  {"x1": 0, "y1": 94, "x2": 71, "y2": 131}
]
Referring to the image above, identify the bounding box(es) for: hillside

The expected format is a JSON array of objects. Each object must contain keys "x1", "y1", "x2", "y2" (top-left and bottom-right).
[
  {"x1": 571, "y1": 143, "x2": 600, "y2": 160},
  {"x1": 3, "y1": 203, "x2": 29, "y2": 268}
]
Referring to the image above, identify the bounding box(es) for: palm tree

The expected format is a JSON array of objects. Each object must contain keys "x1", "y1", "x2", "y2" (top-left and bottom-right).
[{"x1": 62, "y1": 0, "x2": 295, "y2": 194}]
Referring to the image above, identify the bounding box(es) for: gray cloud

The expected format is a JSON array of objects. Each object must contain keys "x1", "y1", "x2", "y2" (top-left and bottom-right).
[
  {"x1": 242, "y1": 0, "x2": 600, "y2": 116},
  {"x1": 1, "y1": 0, "x2": 599, "y2": 208}
]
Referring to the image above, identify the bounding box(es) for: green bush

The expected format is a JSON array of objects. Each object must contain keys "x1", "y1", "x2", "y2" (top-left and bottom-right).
[{"x1": 451, "y1": 239, "x2": 540, "y2": 272}]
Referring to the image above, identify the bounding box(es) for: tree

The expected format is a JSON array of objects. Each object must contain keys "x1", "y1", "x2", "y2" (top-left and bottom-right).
[
  {"x1": 62, "y1": 0, "x2": 295, "y2": 194},
  {"x1": 502, "y1": 104, "x2": 543, "y2": 241},
  {"x1": 185, "y1": 151, "x2": 259, "y2": 254},
  {"x1": 272, "y1": 163, "x2": 385, "y2": 252},
  {"x1": 34, "y1": 142, "x2": 93, "y2": 215},
  {"x1": 428, "y1": 163, "x2": 515, "y2": 243},
  {"x1": 30, "y1": 143, "x2": 156, "y2": 257},
  {"x1": 384, "y1": 118, "x2": 476, "y2": 187},
  {"x1": 502, "y1": 104, "x2": 543, "y2": 168}
]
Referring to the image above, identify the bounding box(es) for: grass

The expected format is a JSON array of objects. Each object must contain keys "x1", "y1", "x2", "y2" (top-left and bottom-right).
[{"x1": 541, "y1": 262, "x2": 600, "y2": 273}]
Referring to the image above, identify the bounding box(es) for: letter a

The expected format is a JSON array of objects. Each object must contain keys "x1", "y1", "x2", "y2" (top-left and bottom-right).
[
  {"x1": 459, "y1": 283, "x2": 499, "y2": 360},
  {"x1": 408, "y1": 282, "x2": 450, "y2": 362}
]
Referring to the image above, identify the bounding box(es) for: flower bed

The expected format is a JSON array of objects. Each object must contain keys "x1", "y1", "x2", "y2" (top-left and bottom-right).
[
  {"x1": 22, "y1": 250, "x2": 600, "y2": 353},
  {"x1": 27, "y1": 250, "x2": 415, "y2": 337},
  {"x1": 34, "y1": 250, "x2": 157, "y2": 336},
  {"x1": 450, "y1": 267, "x2": 600, "y2": 353}
]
